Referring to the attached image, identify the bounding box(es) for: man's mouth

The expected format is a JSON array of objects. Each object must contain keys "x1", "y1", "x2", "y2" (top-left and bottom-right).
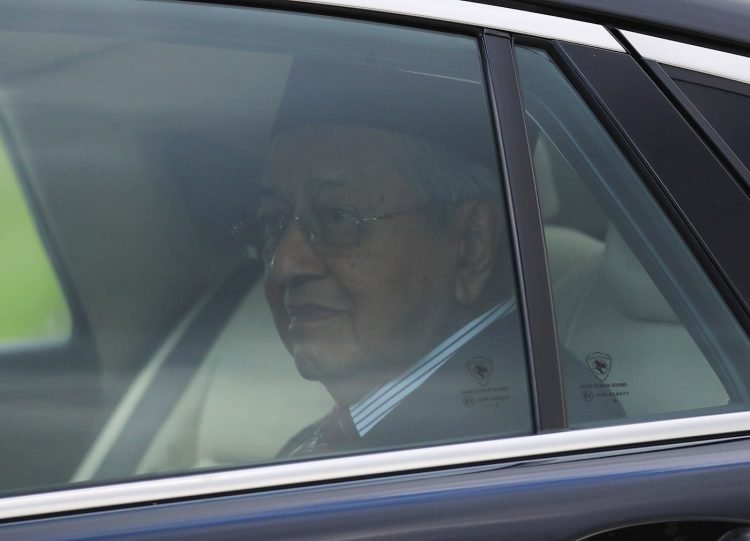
[{"x1": 285, "y1": 303, "x2": 346, "y2": 325}]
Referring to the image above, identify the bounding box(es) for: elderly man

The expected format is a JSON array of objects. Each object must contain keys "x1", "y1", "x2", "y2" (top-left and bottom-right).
[
  {"x1": 259, "y1": 122, "x2": 529, "y2": 456},
  {"x1": 240, "y1": 60, "x2": 621, "y2": 457}
]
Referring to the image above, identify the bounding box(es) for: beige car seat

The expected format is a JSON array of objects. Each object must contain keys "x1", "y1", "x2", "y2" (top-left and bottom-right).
[
  {"x1": 75, "y1": 275, "x2": 333, "y2": 479},
  {"x1": 552, "y1": 225, "x2": 729, "y2": 419},
  {"x1": 532, "y1": 120, "x2": 729, "y2": 419},
  {"x1": 532, "y1": 121, "x2": 604, "y2": 285},
  {"x1": 138, "y1": 280, "x2": 333, "y2": 473}
]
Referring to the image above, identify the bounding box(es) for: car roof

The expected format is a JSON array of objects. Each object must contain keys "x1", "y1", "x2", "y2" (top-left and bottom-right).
[
  {"x1": 296, "y1": 0, "x2": 749, "y2": 54},
  {"x1": 510, "y1": 0, "x2": 750, "y2": 52}
]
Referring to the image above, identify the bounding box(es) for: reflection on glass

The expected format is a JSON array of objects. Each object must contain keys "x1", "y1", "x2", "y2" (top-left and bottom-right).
[{"x1": 0, "y1": 138, "x2": 71, "y2": 348}]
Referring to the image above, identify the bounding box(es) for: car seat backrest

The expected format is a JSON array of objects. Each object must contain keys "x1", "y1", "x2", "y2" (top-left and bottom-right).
[
  {"x1": 26, "y1": 127, "x2": 238, "y2": 388},
  {"x1": 532, "y1": 124, "x2": 605, "y2": 284},
  {"x1": 552, "y1": 225, "x2": 729, "y2": 419},
  {"x1": 132, "y1": 279, "x2": 333, "y2": 473},
  {"x1": 602, "y1": 224, "x2": 677, "y2": 324}
]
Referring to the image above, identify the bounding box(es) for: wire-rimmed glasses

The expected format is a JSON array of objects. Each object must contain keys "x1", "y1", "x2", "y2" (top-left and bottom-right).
[{"x1": 231, "y1": 204, "x2": 427, "y2": 260}]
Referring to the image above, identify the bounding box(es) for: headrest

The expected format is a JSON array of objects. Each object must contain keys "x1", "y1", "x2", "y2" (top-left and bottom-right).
[
  {"x1": 603, "y1": 226, "x2": 678, "y2": 323},
  {"x1": 196, "y1": 285, "x2": 332, "y2": 463}
]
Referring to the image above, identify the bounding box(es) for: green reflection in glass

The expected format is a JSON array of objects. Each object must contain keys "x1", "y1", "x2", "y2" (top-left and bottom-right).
[{"x1": 0, "y1": 141, "x2": 71, "y2": 346}]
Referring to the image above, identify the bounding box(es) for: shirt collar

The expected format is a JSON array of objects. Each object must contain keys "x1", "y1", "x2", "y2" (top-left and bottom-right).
[{"x1": 349, "y1": 298, "x2": 515, "y2": 437}]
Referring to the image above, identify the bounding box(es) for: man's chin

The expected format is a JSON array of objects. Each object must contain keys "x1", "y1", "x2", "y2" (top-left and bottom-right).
[
  {"x1": 291, "y1": 344, "x2": 326, "y2": 382},
  {"x1": 291, "y1": 343, "x2": 356, "y2": 382},
  {"x1": 294, "y1": 355, "x2": 321, "y2": 381}
]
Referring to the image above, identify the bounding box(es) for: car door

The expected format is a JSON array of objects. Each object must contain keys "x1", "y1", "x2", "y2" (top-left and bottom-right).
[{"x1": 1, "y1": 1, "x2": 750, "y2": 540}]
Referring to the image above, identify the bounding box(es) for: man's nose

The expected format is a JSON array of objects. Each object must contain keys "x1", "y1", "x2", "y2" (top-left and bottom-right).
[{"x1": 266, "y1": 219, "x2": 326, "y2": 285}]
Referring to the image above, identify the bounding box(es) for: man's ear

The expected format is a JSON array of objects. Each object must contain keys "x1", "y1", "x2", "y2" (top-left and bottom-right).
[{"x1": 453, "y1": 200, "x2": 504, "y2": 305}]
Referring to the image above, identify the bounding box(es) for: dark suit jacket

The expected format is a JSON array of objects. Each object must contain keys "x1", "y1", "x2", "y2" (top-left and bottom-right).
[{"x1": 279, "y1": 307, "x2": 624, "y2": 457}]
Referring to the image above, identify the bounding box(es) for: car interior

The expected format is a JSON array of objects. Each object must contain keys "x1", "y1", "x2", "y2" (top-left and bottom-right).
[{"x1": 0, "y1": 8, "x2": 746, "y2": 494}]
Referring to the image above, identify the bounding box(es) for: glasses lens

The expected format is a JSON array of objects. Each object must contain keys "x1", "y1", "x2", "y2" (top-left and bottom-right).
[
  {"x1": 311, "y1": 205, "x2": 360, "y2": 248},
  {"x1": 230, "y1": 210, "x2": 265, "y2": 260},
  {"x1": 256, "y1": 205, "x2": 290, "y2": 259}
]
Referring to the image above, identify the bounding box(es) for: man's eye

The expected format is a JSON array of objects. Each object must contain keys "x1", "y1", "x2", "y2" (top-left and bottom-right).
[{"x1": 257, "y1": 209, "x2": 289, "y2": 238}]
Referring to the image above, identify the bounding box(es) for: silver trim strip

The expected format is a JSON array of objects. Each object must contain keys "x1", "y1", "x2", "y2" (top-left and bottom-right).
[
  {"x1": 622, "y1": 30, "x2": 750, "y2": 86},
  {"x1": 2, "y1": 411, "x2": 750, "y2": 520},
  {"x1": 291, "y1": 0, "x2": 625, "y2": 52}
]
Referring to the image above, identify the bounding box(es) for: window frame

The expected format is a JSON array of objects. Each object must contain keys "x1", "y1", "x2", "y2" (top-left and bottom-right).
[
  {"x1": 483, "y1": 31, "x2": 566, "y2": 432},
  {"x1": 662, "y1": 64, "x2": 750, "y2": 175},
  {"x1": 615, "y1": 31, "x2": 750, "y2": 194}
]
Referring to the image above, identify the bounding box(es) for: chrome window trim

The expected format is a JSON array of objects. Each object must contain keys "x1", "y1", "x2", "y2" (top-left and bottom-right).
[
  {"x1": 622, "y1": 30, "x2": 750, "y2": 86},
  {"x1": 2, "y1": 411, "x2": 750, "y2": 520},
  {"x1": 289, "y1": 0, "x2": 625, "y2": 51}
]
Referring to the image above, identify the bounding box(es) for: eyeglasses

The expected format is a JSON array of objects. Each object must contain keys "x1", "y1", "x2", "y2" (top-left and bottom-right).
[{"x1": 231, "y1": 204, "x2": 427, "y2": 260}]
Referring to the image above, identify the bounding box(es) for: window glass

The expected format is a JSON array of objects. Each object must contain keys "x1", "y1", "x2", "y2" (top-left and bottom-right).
[
  {"x1": 0, "y1": 134, "x2": 71, "y2": 347},
  {"x1": 0, "y1": 0, "x2": 531, "y2": 494},
  {"x1": 515, "y1": 46, "x2": 750, "y2": 425},
  {"x1": 666, "y1": 65, "x2": 750, "y2": 174}
]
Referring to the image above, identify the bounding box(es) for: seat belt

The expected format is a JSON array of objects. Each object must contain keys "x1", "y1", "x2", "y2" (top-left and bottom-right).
[{"x1": 94, "y1": 261, "x2": 261, "y2": 478}]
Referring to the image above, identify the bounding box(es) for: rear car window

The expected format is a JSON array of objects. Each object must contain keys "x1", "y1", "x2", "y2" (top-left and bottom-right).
[
  {"x1": 0, "y1": 0, "x2": 534, "y2": 495},
  {"x1": 515, "y1": 45, "x2": 750, "y2": 425}
]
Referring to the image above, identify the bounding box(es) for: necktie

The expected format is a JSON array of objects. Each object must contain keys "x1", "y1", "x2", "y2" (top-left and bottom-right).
[{"x1": 291, "y1": 405, "x2": 357, "y2": 456}]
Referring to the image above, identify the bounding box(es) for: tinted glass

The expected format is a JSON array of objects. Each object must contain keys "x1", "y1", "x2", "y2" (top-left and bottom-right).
[
  {"x1": 666, "y1": 65, "x2": 750, "y2": 174},
  {"x1": 515, "y1": 46, "x2": 750, "y2": 425},
  {"x1": 0, "y1": 0, "x2": 530, "y2": 494}
]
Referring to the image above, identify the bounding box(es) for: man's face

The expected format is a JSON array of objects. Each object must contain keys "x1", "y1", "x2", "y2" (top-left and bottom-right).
[{"x1": 262, "y1": 126, "x2": 464, "y2": 394}]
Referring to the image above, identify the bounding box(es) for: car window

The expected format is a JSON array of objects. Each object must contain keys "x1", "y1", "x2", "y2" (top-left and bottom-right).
[
  {"x1": 664, "y1": 65, "x2": 750, "y2": 174},
  {"x1": 0, "y1": 131, "x2": 71, "y2": 348},
  {"x1": 515, "y1": 45, "x2": 750, "y2": 425},
  {"x1": 0, "y1": 0, "x2": 539, "y2": 494}
]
